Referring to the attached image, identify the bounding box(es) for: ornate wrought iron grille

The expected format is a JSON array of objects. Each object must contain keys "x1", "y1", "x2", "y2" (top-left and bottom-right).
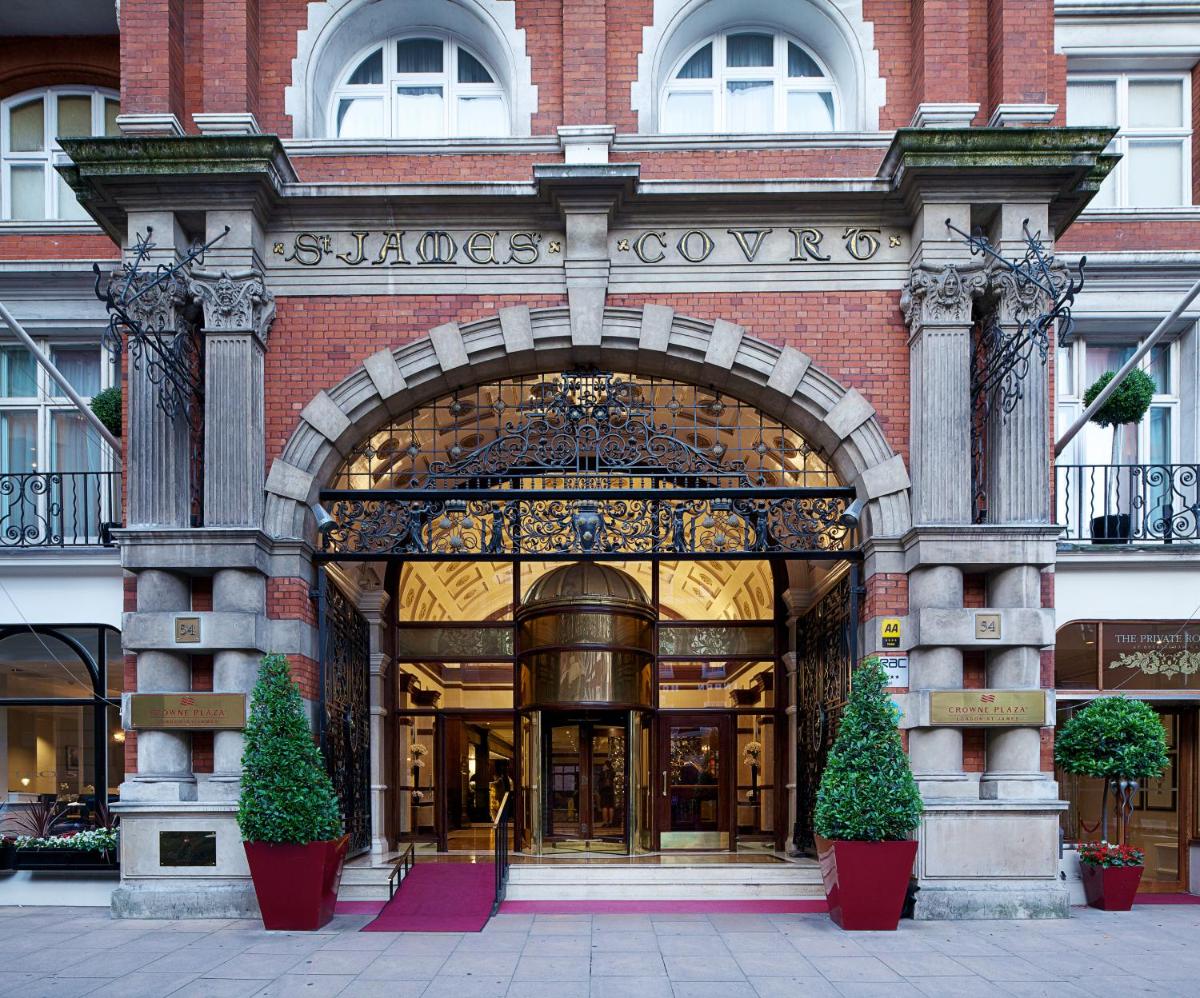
[
  {"x1": 794, "y1": 570, "x2": 858, "y2": 851},
  {"x1": 947, "y1": 222, "x2": 1085, "y2": 523},
  {"x1": 323, "y1": 373, "x2": 854, "y2": 560},
  {"x1": 319, "y1": 573, "x2": 372, "y2": 855}
]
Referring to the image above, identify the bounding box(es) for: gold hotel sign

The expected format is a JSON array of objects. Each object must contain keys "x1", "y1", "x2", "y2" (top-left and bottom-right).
[
  {"x1": 929, "y1": 691, "x2": 1046, "y2": 726},
  {"x1": 130, "y1": 693, "x2": 247, "y2": 731}
]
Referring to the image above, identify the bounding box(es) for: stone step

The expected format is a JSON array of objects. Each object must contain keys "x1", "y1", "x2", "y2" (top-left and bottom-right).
[{"x1": 505, "y1": 862, "x2": 823, "y2": 901}]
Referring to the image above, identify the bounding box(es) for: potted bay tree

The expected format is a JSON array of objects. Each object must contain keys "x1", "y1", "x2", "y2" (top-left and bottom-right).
[
  {"x1": 238, "y1": 653, "x2": 348, "y2": 931},
  {"x1": 813, "y1": 658, "x2": 922, "y2": 930},
  {"x1": 1055, "y1": 696, "x2": 1168, "y2": 910},
  {"x1": 1081, "y1": 368, "x2": 1155, "y2": 543}
]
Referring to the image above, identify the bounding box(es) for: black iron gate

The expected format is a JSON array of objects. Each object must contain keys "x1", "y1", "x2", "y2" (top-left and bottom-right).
[
  {"x1": 318, "y1": 572, "x2": 371, "y2": 856},
  {"x1": 793, "y1": 566, "x2": 858, "y2": 852}
]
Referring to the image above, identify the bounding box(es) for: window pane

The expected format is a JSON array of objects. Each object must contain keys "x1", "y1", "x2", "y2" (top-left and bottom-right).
[
  {"x1": 1127, "y1": 140, "x2": 1185, "y2": 207},
  {"x1": 57, "y1": 174, "x2": 88, "y2": 220},
  {"x1": 49, "y1": 347, "x2": 100, "y2": 397},
  {"x1": 663, "y1": 91, "x2": 713, "y2": 132},
  {"x1": 348, "y1": 48, "x2": 383, "y2": 85},
  {"x1": 1086, "y1": 343, "x2": 1136, "y2": 385},
  {"x1": 458, "y1": 49, "x2": 493, "y2": 84},
  {"x1": 104, "y1": 99, "x2": 120, "y2": 137},
  {"x1": 397, "y1": 38, "x2": 443, "y2": 74},
  {"x1": 56, "y1": 95, "x2": 92, "y2": 138},
  {"x1": 1056, "y1": 346, "x2": 1074, "y2": 397},
  {"x1": 9, "y1": 165, "x2": 45, "y2": 221},
  {"x1": 1, "y1": 410, "x2": 38, "y2": 473},
  {"x1": 336, "y1": 97, "x2": 383, "y2": 138},
  {"x1": 787, "y1": 42, "x2": 822, "y2": 78},
  {"x1": 726, "y1": 80, "x2": 773, "y2": 132},
  {"x1": 0, "y1": 347, "x2": 37, "y2": 398},
  {"x1": 457, "y1": 95, "x2": 504, "y2": 137},
  {"x1": 1066, "y1": 81, "x2": 1116, "y2": 127},
  {"x1": 396, "y1": 86, "x2": 444, "y2": 137},
  {"x1": 677, "y1": 43, "x2": 712, "y2": 80},
  {"x1": 52, "y1": 410, "x2": 102, "y2": 471},
  {"x1": 9, "y1": 97, "x2": 44, "y2": 151},
  {"x1": 1129, "y1": 79, "x2": 1183, "y2": 129},
  {"x1": 0, "y1": 631, "x2": 95, "y2": 698},
  {"x1": 1148, "y1": 344, "x2": 1171, "y2": 394},
  {"x1": 3, "y1": 705, "x2": 99, "y2": 801},
  {"x1": 786, "y1": 90, "x2": 834, "y2": 131},
  {"x1": 727, "y1": 32, "x2": 773, "y2": 68},
  {"x1": 1149, "y1": 406, "x2": 1171, "y2": 464}
]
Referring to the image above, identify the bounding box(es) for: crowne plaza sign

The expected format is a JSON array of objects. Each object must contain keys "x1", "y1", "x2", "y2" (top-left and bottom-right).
[
  {"x1": 129, "y1": 693, "x2": 247, "y2": 730},
  {"x1": 928, "y1": 690, "x2": 1047, "y2": 726}
]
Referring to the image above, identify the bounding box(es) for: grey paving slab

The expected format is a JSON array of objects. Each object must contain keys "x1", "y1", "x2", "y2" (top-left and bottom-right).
[
  {"x1": 202, "y1": 953, "x2": 309, "y2": 979},
  {"x1": 589, "y1": 950, "x2": 667, "y2": 977},
  {"x1": 440, "y1": 951, "x2": 521, "y2": 977},
  {"x1": 784, "y1": 933, "x2": 871, "y2": 957},
  {"x1": 384, "y1": 933, "x2": 463, "y2": 956},
  {"x1": 336, "y1": 981, "x2": 428, "y2": 998},
  {"x1": 748, "y1": 976, "x2": 841, "y2": 998},
  {"x1": 512, "y1": 955, "x2": 593, "y2": 981},
  {"x1": 950, "y1": 956, "x2": 1072, "y2": 983},
  {"x1": 670, "y1": 982, "x2": 759, "y2": 998},
  {"x1": 55, "y1": 949, "x2": 165, "y2": 978},
  {"x1": 656, "y1": 933, "x2": 731, "y2": 956},
  {"x1": 513, "y1": 983, "x2": 589, "y2": 998},
  {"x1": 317, "y1": 931, "x2": 396, "y2": 951},
  {"x1": 731, "y1": 950, "x2": 821, "y2": 978},
  {"x1": 422, "y1": 977, "x2": 515, "y2": 998},
  {"x1": 662, "y1": 952, "x2": 746, "y2": 981},
  {"x1": 356, "y1": 954, "x2": 449, "y2": 979},
  {"x1": 652, "y1": 919, "x2": 720, "y2": 936},
  {"x1": 592, "y1": 914, "x2": 654, "y2": 931},
  {"x1": 169, "y1": 980, "x2": 268, "y2": 998},
  {"x1": 84, "y1": 972, "x2": 203, "y2": 998},
  {"x1": 9, "y1": 977, "x2": 112, "y2": 998},
  {"x1": 807, "y1": 955, "x2": 904, "y2": 983},
  {"x1": 721, "y1": 931, "x2": 795, "y2": 952},
  {"x1": 588, "y1": 977, "x2": 673, "y2": 998},
  {"x1": 832, "y1": 983, "x2": 925, "y2": 997},
  {"x1": 708, "y1": 915, "x2": 780, "y2": 932},
  {"x1": 525, "y1": 933, "x2": 591, "y2": 955},
  {"x1": 0, "y1": 972, "x2": 48, "y2": 997},
  {"x1": 876, "y1": 953, "x2": 971, "y2": 977},
  {"x1": 588, "y1": 930, "x2": 659, "y2": 952},
  {"x1": 293, "y1": 948, "x2": 387, "y2": 975},
  {"x1": 909, "y1": 978, "x2": 1011, "y2": 997},
  {"x1": 250, "y1": 974, "x2": 355, "y2": 997}
]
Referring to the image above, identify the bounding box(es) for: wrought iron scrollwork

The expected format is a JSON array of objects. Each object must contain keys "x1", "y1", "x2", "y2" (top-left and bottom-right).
[
  {"x1": 321, "y1": 489, "x2": 854, "y2": 560},
  {"x1": 947, "y1": 220, "x2": 1086, "y2": 523},
  {"x1": 319, "y1": 575, "x2": 371, "y2": 855}
]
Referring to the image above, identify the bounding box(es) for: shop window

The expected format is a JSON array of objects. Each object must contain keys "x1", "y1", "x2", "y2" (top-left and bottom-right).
[
  {"x1": 330, "y1": 34, "x2": 509, "y2": 139},
  {"x1": 1066, "y1": 72, "x2": 1192, "y2": 209},
  {"x1": 1, "y1": 87, "x2": 118, "y2": 221},
  {"x1": 1055, "y1": 620, "x2": 1200, "y2": 691},
  {"x1": 660, "y1": 30, "x2": 839, "y2": 134}
]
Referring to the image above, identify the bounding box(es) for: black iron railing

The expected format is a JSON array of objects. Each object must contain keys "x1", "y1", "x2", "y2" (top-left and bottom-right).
[
  {"x1": 493, "y1": 791, "x2": 513, "y2": 914},
  {"x1": 1057, "y1": 463, "x2": 1200, "y2": 544},
  {"x1": 0, "y1": 471, "x2": 121, "y2": 548},
  {"x1": 387, "y1": 843, "x2": 415, "y2": 901}
]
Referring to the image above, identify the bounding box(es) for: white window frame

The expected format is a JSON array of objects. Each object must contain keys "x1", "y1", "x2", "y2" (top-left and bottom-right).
[
  {"x1": 1056, "y1": 337, "x2": 1180, "y2": 466},
  {"x1": 328, "y1": 33, "x2": 510, "y2": 140},
  {"x1": 1066, "y1": 71, "x2": 1193, "y2": 210},
  {"x1": 659, "y1": 27, "x2": 840, "y2": 135},
  {"x1": 1, "y1": 87, "x2": 119, "y2": 222}
]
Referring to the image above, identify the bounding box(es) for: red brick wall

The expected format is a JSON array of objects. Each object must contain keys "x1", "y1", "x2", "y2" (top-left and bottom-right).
[
  {"x1": 866, "y1": 0, "x2": 913, "y2": 129},
  {"x1": 562, "y1": 0, "x2": 606, "y2": 125},
  {"x1": 610, "y1": 147, "x2": 887, "y2": 181},
  {"x1": 911, "y1": 0, "x2": 971, "y2": 108},
  {"x1": 292, "y1": 154, "x2": 558, "y2": 183},
  {"x1": 267, "y1": 577, "x2": 317, "y2": 628},
  {"x1": 0, "y1": 36, "x2": 119, "y2": 101},
  {"x1": 521, "y1": 0, "x2": 564, "y2": 135},
  {"x1": 862, "y1": 572, "x2": 908, "y2": 620},
  {"x1": 256, "y1": 0, "x2": 308, "y2": 137},
  {"x1": 121, "y1": 0, "x2": 186, "y2": 122},
  {"x1": 1059, "y1": 220, "x2": 1200, "y2": 253},
  {"x1": 963, "y1": 729, "x2": 985, "y2": 772},
  {"x1": 203, "y1": 0, "x2": 261, "y2": 120},
  {"x1": 0, "y1": 234, "x2": 118, "y2": 261},
  {"x1": 986, "y1": 0, "x2": 1058, "y2": 116}
]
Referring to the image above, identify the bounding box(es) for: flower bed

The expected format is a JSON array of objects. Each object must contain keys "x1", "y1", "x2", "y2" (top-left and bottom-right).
[
  {"x1": 1077, "y1": 842, "x2": 1144, "y2": 868},
  {"x1": 13, "y1": 829, "x2": 119, "y2": 870}
]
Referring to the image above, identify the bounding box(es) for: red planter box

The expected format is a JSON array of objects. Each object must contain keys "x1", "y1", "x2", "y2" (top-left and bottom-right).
[
  {"x1": 244, "y1": 836, "x2": 349, "y2": 931},
  {"x1": 815, "y1": 835, "x2": 918, "y2": 931},
  {"x1": 1081, "y1": 863, "x2": 1143, "y2": 911}
]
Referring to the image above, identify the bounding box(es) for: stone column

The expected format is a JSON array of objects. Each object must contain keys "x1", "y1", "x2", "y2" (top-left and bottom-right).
[
  {"x1": 985, "y1": 204, "x2": 1052, "y2": 525},
  {"x1": 125, "y1": 570, "x2": 195, "y2": 801},
  {"x1": 781, "y1": 588, "x2": 806, "y2": 853},
  {"x1": 561, "y1": 197, "x2": 612, "y2": 355},
  {"x1": 358, "y1": 575, "x2": 394, "y2": 859}
]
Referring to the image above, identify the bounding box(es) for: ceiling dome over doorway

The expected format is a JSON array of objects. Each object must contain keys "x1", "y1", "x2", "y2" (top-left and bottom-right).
[{"x1": 523, "y1": 562, "x2": 650, "y2": 612}]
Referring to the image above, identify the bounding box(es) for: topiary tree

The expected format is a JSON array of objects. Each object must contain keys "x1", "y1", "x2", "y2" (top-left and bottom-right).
[
  {"x1": 1083, "y1": 368, "x2": 1156, "y2": 466},
  {"x1": 237, "y1": 653, "x2": 342, "y2": 845},
  {"x1": 814, "y1": 658, "x2": 923, "y2": 841},
  {"x1": 1055, "y1": 697, "x2": 1168, "y2": 845},
  {"x1": 89, "y1": 386, "x2": 121, "y2": 438}
]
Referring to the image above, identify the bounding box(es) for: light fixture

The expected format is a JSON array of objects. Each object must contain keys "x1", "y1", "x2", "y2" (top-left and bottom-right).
[
  {"x1": 20, "y1": 777, "x2": 30, "y2": 787},
  {"x1": 113, "y1": 729, "x2": 126, "y2": 744}
]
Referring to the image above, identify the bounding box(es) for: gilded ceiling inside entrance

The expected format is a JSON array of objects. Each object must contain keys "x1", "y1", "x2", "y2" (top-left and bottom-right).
[{"x1": 397, "y1": 560, "x2": 774, "y2": 622}]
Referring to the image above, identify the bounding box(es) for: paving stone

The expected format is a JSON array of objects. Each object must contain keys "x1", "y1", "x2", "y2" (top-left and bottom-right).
[
  {"x1": 807, "y1": 956, "x2": 904, "y2": 983},
  {"x1": 670, "y1": 982, "x2": 759, "y2": 998},
  {"x1": 908, "y1": 978, "x2": 1011, "y2": 997},
  {"x1": 423, "y1": 977, "x2": 513, "y2": 998},
  {"x1": 588, "y1": 977, "x2": 672, "y2": 998},
  {"x1": 590, "y1": 951, "x2": 667, "y2": 977},
  {"x1": 170, "y1": 980, "x2": 269, "y2": 998},
  {"x1": 748, "y1": 976, "x2": 841, "y2": 998},
  {"x1": 440, "y1": 951, "x2": 521, "y2": 977},
  {"x1": 336, "y1": 981, "x2": 428, "y2": 998},
  {"x1": 8, "y1": 978, "x2": 113, "y2": 998},
  {"x1": 732, "y1": 950, "x2": 821, "y2": 978},
  {"x1": 250, "y1": 974, "x2": 355, "y2": 997},
  {"x1": 293, "y1": 949, "x2": 386, "y2": 975},
  {"x1": 83, "y1": 973, "x2": 203, "y2": 998},
  {"x1": 656, "y1": 933, "x2": 731, "y2": 956},
  {"x1": 662, "y1": 953, "x2": 746, "y2": 981},
  {"x1": 512, "y1": 955, "x2": 593, "y2": 981},
  {"x1": 525, "y1": 934, "x2": 591, "y2": 956},
  {"x1": 876, "y1": 954, "x2": 970, "y2": 977},
  {"x1": 356, "y1": 954, "x2": 448, "y2": 980}
]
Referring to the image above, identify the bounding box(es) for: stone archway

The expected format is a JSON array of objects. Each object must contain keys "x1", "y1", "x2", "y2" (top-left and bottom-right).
[{"x1": 263, "y1": 304, "x2": 911, "y2": 541}]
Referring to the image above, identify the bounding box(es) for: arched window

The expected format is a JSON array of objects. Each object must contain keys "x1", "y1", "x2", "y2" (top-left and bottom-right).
[
  {"x1": 660, "y1": 29, "x2": 838, "y2": 134},
  {"x1": 330, "y1": 34, "x2": 509, "y2": 139},
  {"x1": 1, "y1": 87, "x2": 118, "y2": 222}
]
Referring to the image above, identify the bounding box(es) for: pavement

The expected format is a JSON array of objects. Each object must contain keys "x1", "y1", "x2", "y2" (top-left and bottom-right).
[{"x1": 0, "y1": 903, "x2": 1198, "y2": 997}]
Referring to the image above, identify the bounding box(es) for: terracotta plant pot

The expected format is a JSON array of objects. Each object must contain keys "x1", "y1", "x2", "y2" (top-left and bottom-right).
[
  {"x1": 1081, "y1": 863, "x2": 1143, "y2": 911},
  {"x1": 815, "y1": 835, "x2": 918, "y2": 931},
  {"x1": 244, "y1": 835, "x2": 349, "y2": 930}
]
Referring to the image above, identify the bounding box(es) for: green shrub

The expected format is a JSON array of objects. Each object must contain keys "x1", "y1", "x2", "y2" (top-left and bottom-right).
[
  {"x1": 237, "y1": 653, "x2": 342, "y2": 844},
  {"x1": 89, "y1": 386, "x2": 121, "y2": 437},
  {"x1": 1055, "y1": 697, "x2": 1168, "y2": 782},
  {"x1": 1083, "y1": 369, "x2": 1156, "y2": 428},
  {"x1": 814, "y1": 658, "x2": 923, "y2": 841}
]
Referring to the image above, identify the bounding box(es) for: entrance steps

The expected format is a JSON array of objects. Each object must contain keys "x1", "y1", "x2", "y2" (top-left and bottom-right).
[
  {"x1": 340, "y1": 864, "x2": 398, "y2": 901},
  {"x1": 505, "y1": 862, "x2": 824, "y2": 901}
]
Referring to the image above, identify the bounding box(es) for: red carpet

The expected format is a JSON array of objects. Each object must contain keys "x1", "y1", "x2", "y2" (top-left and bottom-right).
[
  {"x1": 1135, "y1": 893, "x2": 1200, "y2": 905},
  {"x1": 362, "y1": 862, "x2": 496, "y2": 932},
  {"x1": 500, "y1": 899, "x2": 828, "y2": 914}
]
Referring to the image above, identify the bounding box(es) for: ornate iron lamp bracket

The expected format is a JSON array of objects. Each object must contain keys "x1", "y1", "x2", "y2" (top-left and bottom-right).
[{"x1": 92, "y1": 225, "x2": 230, "y2": 427}]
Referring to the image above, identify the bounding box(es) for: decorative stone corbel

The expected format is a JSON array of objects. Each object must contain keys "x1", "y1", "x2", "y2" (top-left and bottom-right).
[
  {"x1": 188, "y1": 269, "x2": 276, "y2": 343},
  {"x1": 900, "y1": 263, "x2": 987, "y2": 329}
]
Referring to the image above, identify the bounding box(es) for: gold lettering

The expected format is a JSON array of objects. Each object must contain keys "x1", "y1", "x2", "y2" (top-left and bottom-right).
[
  {"x1": 789, "y1": 227, "x2": 830, "y2": 263},
  {"x1": 727, "y1": 228, "x2": 773, "y2": 262},
  {"x1": 285, "y1": 232, "x2": 330, "y2": 266},
  {"x1": 506, "y1": 231, "x2": 541, "y2": 264},
  {"x1": 416, "y1": 230, "x2": 458, "y2": 265},
  {"x1": 632, "y1": 230, "x2": 667, "y2": 264},
  {"x1": 843, "y1": 227, "x2": 881, "y2": 261},
  {"x1": 676, "y1": 229, "x2": 715, "y2": 263},
  {"x1": 464, "y1": 230, "x2": 500, "y2": 265},
  {"x1": 372, "y1": 231, "x2": 409, "y2": 266},
  {"x1": 337, "y1": 231, "x2": 370, "y2": 266}
]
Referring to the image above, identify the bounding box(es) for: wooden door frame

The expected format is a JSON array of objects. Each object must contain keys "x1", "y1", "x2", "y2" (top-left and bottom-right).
[{"x1": 656, "y1": 712, "x2": 734, "y2": 851}]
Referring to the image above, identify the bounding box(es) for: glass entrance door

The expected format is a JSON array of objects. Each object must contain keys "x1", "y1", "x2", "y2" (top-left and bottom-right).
[
  {"x1": 544, "y1": 714, "x2": 628, "y2": 850},
  {"x1": 658, "y1": 714, "x2": 731, "y2": 849}
]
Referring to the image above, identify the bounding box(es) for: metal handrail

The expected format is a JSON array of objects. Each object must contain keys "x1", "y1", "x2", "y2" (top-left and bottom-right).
[
  {"x1": 387, "y1": 843, "x2": 415, "y2": 901},
  {"x1": 492, "y1": 791, "x2": 514, "y2": 914},
  {"x1": 1056, "y1": 463, "x2": 1200, "y2": 544}
]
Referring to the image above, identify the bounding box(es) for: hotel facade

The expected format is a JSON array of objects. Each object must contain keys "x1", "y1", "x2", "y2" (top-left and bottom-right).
[{"x1": 1, "y1": 0, "x2": 1199, "y2": 920}]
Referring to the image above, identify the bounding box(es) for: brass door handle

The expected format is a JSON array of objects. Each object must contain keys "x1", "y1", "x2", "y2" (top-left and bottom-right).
[{"x1": 662, "y1": 770, "x2": 667, "y2": 797}]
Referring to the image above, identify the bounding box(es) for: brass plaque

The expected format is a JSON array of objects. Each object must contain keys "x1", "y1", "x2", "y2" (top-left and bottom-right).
[
  {"x1": 160, "y1": 831, "x2": 217, "y2": 867},
  {"x1": 929, "y1": 690, "x2": 1045, "y2": 726},
  {"x1": 974, "y1": 613, "x2": 1001, "y2": 640},
  {"x1": 130, "y1": 693, "x2": 246, "y2": 730},
  {"x1": 174, "y1": 616, "x2": 201, "y2": 643}
]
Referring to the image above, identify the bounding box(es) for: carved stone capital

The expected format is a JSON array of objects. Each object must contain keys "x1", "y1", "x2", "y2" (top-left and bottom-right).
[
  {"x1": 189, "y1": 269, "x2": 276, "y2": 343},
  {"x1": 985, "y1": 262, "x2": 1068, "y2": 328},
  {"x1": 901, "y1": 264, "x2": 986, "y2": 329}
]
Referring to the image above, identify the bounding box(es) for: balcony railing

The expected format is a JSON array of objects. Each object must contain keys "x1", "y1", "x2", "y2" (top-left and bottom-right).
[
  {"x1": 0, "y1": 471, "x2": 121, "y2": 548},
  {"x1": 1057, "y1": 463, "x2": 1200, "y2": 544}
]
